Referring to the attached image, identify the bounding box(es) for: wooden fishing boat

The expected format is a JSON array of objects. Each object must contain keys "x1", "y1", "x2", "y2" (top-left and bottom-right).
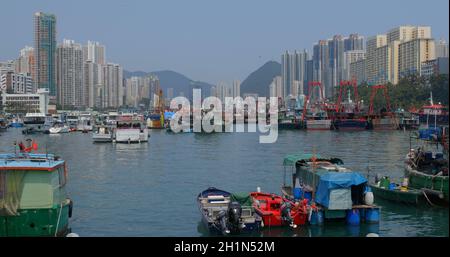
[
  {"x1": 250, "y1": 192, "x2": 307, "y2": 228},
  {"x1": 404, "y1": 136, "x2": 449, "y2": 205},
  {"x1": 369, "y1": 182, "x2": 424, "y2": 205},
  {"x1": 0, "y1": 152, "x2": 73, "y2": 236},
  {"x1": 197, "y1": 187, "x2": 261, "y2": 235}
]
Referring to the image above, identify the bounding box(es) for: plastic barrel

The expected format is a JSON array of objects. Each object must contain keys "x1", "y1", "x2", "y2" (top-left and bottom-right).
[
  {"x1": 365, "y1": 208, "x2": 380, "y2": 223},
  {"x1": 435, "y1": 153, "x2": 444, "y2": 159},
  {"x1": 293, "y1": 187, "x2": 302, "y2": 200},
  {"x1": 304, "y1": 191, "x2": 312, "y2": 202},
  {"x1": 346, "y1": 209, "x2": 360, "y2": 226},
  {"x1": 389, "y1": 183, "x2": 396, "y2": 190}
]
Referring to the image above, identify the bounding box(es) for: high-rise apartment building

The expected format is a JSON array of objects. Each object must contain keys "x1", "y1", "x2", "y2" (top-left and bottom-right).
[
  {"x1": 56, "y1": 39, "x2": 84, "y2": 108},
  {"x1": 232, "y1": 80, "x2": 240, "y2": 98},
  {"x1": 1, "y1": 72, "x2": 33, "y2": 94},
  {"x1": 435, "y1": 39, "x2": 449, "y2": 58},
  {"x1": 102, "y1": 63, "x2": 123, "y2": 108},
  {"x1": 34, "y1": 12, "x2": 57, "y2": 98},
  {"x1": 282, "y1": 50, "x2": 308, "y2": 99},
  {"x1": 344, "y1": 34, "x2": 365, "y2": 51},
  {"x1": 83, "y1": 41, "x2": 106, "y2": 64},
  {"x1": 16, "y1": 46, "x2": 35, "y2": 89},
  {"x1": 343, "y1": 50, "x2": 365, "y2": 80},
  {"x1": 84, "y1": 61, "x2": 103, "y2": 108},
  {"x1": 269, "y1": 76, "x2": 283, "y2": 98}
]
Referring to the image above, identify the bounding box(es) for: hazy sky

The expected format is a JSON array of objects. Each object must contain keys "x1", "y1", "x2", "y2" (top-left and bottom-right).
[{"x1": 1, "y1": 0, "x2": 448, "y2": 84}]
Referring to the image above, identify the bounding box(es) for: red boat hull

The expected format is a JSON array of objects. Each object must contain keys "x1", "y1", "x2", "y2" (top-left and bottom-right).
[{"x1": 250, "y1": 192, "x2": 307, "y2": 227}]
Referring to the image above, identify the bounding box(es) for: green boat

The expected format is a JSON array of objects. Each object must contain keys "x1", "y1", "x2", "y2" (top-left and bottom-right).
[
  {"x1": 404, "y1": 144, "x2": 449, "y2": 205},
  {"x1": 0, "y1": 153, "x2": 73, "y2": 236},
  {"x1": 369, "y1": 182, "x2": 424, "y2": 205}
]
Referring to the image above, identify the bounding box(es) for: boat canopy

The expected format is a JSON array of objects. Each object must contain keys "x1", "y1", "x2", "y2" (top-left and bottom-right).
[
  {"x1": 315, "y1": 172, "x2": 367, "y2": 208},
  {"x1": 283, "y1": 153, "x2": 322, "y2": 166},
  {"x1": 230, "y1": 193, "x2": 253, "y2": 207}
]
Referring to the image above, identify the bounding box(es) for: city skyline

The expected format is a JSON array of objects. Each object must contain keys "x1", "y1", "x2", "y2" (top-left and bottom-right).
[{"x1": 0, "y1": 0, "x2": 448, "y2": 84}]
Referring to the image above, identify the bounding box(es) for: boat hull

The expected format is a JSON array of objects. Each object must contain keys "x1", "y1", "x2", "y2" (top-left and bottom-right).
[
  {"x1": 333, "y1": 119, "x2": 367, "y2": 131},
  {"x1": 0, "y1": 201, "x2": 71, "y2": 237},
  {"x1": 369, "y1": 184, "x2": 423, "y2": 205},
  {"x1": 405, "y1": 164, "x2": 449, "y2": 203},
  {"x1": 306, "y1": 120, "x2": 331, "y2": 130}
]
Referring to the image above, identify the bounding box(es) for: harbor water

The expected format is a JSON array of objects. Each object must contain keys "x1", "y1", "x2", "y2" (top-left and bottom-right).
[{"x1": 0, "y1": 128, "x2": 448, "y2": 236}]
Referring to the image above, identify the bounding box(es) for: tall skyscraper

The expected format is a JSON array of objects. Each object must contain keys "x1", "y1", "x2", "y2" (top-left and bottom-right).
[
  {"x1": 344, "y1": 34, "x2": 365, "y2": 51},
  {"x1": 435, "y1": 39, "x2": 449, "y2": 58},
  {"x1": 343, "y1": 50, "x2": 366, "y2": 80},
  {"x1": 232, "y1": 80, "x2": 240, "y2": 98},
  {"x1": 56, "y1": 39, "x2": 84, "y2": 108},
  {"x1": 84, "y1": 61, "x2": 102, "y2": 108},
  {"x1": 328, "y1": 35, "x2": 345, "y2": 94},
  {"x1": 102, "y1": 63, "x2": 123, "y2": 108},
  {"x1": 83, "y1": 41, "x2": 106, "y2": 64},
  {"x1": 281, "y1": 50, "x2": 308, "y2": 98},
  {"x1": 269, "y1": 76, "x2": 283, "y2": 98},
  {"x1": 313, "y1": 40, "x2": 329, "y2": 98},
  {"x1": 34, "y1": 12, "x2": 57, "y2": 98}
]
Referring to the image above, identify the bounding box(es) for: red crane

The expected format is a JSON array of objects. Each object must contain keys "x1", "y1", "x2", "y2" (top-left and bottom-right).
[
  {"x1": 368, "y1": 84, "x2": 391, "y2": 116},
  {"x1": 335, "y1": 79, "x2": 359, "y2": 113},
  {"x1": 302, "y1": 81, "x2": 324, "y2": 121}
]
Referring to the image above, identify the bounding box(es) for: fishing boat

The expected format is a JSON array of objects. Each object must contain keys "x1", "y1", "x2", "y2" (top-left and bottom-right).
[
  {"x1": 49, "y1": 122, "x2": 70, "y2": 134},
  {"x1": 369, "y1": 176, "x2": 424, "y2": 205},
  {"x1": 9, "y1": 117, "x2": 24, "y2": 128},
  {"x1": 0, "y1": 118, "x2": 8, "y2": 131},
  {"x1": 115, "y1": 114, "x2": 149, "y2": 143},
  {"x1": 281, "y1": 153, "x2": 380, "y2": 224},
  {"x1": 77, "y1": 112, "x2": 93, "y2": 131},
  {"x1": 404, "y1": 139, "x2": 448, "y2": 205},
  {"x1": 333, "y1": 90, "x2": 367, "y2": 131},
  {"x1": 22, "y1": 113, "x2": 53, "y2": 134},
  {"x1": 250, "y1": 192, "x2": 307, "y2": 228},
  {"x1": 197, "y1": 187, "x2": 262, "y2": 235},
  {"x1": 415, "y1": 93, "x2": 449, "y2": 126},
  {"x1": 0, "y1": 151, "x2": 73, "y2": 236},
  {"x1": 92, "y1": 125, "x2": 114, "y2": 143},
  {"x1": 397, "y1": 110, "x2": 420, "y2": 130},
  {"x1": 305, "y1": 111, "x2": 331, "y2": 130}
]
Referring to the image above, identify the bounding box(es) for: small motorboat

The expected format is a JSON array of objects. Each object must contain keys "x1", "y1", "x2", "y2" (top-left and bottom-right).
[
  {"x1": 250, "y1": 192, "x2": 308, "y2": 228},
  {"x1": 92, "y1": 125, "x2": 114, "y2": 143},
  {"x1": 9, "y1": 118, "x2": 24, "y2": 128},
  {"x1": 49, "y1": 122, "x2": 70, "y2": 134},
  {"x1": 197, "y1": 187, "x2": 261, "y2": 235}
]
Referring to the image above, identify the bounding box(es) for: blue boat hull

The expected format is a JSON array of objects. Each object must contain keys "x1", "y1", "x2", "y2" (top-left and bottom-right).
[{"x1": 10, "y1": 123, "x2": 24, "y2": 128}]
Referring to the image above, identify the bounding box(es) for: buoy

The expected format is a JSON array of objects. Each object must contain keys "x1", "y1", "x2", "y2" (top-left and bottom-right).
[
  {"x1": 364, "y1": 192, "x2": 374, "y2": 205},
  {"x1": 256, "y1": 187, "x2": 261, "y2": 193},
  {"x1": 366, "y1": 233, "x2": 379, "y2": 237},
  {"x1": 365, "y1": 208, "x2": 380, "y2": 223},
  {"x1": 66, "y1": 233, "x2": 79, "y2": 237}
]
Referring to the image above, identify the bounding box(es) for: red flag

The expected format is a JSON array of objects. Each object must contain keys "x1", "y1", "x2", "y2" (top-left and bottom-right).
[{"x1": 32, "y1": 140, "x2": 38, "y2": 151}]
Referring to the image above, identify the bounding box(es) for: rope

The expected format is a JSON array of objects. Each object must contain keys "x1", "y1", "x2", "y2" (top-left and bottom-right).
[
  {"x1": 54, "y1": 202, "x2": 63, "y2": 237},
  {"x1": 422, "y1": 191, "x2": 436, "y2": 207}
]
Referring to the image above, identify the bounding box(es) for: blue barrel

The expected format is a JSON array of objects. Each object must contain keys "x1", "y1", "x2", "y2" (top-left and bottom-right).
[
  {"x1": 365, "y1": 208, "x2": 380, "y2": 223},
  {"x1": 304, "y1": 191, "x2": 312, "y2": 202},
  {"x1": 425, "y1": 151, "x2": 433, "y2": 161},
  {"x1": 346, "y1": 209, "x2": 360, "y2": 226},
  {"x1": 435, "y1": 153, "x2": 444, "y2": 159},
  {"x1": 389, "y1": 183, "x2": 397, "y2": 190},
  {"x1": 309, "y1": 210, "x2": 324, "y2": 226},
  {"x1": 293, "y1": 187, "x2": 302, "y2": 200}
]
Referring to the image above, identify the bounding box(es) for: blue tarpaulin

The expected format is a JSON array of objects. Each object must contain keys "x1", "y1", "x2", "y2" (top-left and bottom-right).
[
  {"x1": 315, "y1": 172, "x2": 367, "y2": 208},
  {"x1": 164, "y1": 111, "x2": 175, "y2": 120}
]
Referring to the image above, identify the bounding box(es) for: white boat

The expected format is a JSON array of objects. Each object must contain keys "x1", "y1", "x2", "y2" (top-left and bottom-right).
[
  {"x1": 22, "y1": 113, "x2": 53, "y2": 133},
  {"x1": 92, "y1": 125, "x2": 114, "y2": 143},
  {"x1": 66, "y1": 113, "x2": 80, "y2": 130},
  {"x1": 114, "y1": 114, "x2": 149, "y2": 143},
  {"x1": 77, "y1": 112, "x2": 93, "y2": 131},
  {"x1": 49, "y1": 122, "x2": 70, "y2": 134}
]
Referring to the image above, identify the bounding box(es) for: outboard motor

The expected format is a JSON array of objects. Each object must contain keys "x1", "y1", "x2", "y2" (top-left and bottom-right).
[
  {"x1": 216, "y1": 210, "x2": 230, "y2": 235},
  {"x1": 227, "y1": 201, "x2": 243, "y2": 232},
  {"x1": 280, "y1": 201, "x2": 296, "y2": 228}
]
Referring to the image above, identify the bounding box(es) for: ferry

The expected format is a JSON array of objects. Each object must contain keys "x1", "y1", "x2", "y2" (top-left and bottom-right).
[
  {"x1": 281, "y1": 153, "x2": 380, "y2": 225},
  {"x1": 0, "y1": 151, "x2": 73, "y2": 236},
  {"x1": 115, "y1": 114, "x2": 149, "y2": 143},
  {"x1": 22, "y1": 113, "x2": 53, "y2": 134}
]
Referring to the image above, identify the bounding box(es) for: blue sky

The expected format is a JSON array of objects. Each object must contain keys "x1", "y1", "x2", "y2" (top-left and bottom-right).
[{"x1": 1, "y1": 0, "x2": 448, "y2": 84}]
